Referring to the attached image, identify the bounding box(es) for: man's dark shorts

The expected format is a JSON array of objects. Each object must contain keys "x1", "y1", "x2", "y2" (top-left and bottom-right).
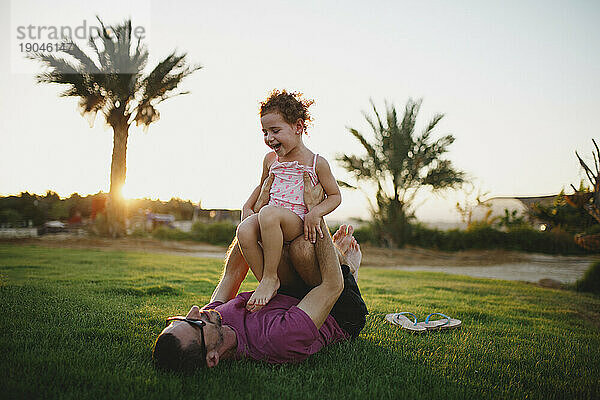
[{"x1": 279, "y1": 264, "x2": 368, "y2": 338}]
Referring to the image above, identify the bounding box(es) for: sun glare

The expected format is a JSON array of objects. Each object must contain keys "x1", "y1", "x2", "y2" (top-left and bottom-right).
[{"x1": 120, "y1": 183, "x2": 136, "y2": 201}]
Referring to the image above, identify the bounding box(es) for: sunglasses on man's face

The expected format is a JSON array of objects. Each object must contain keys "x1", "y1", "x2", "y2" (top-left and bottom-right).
[{"x1": 166, "y1": 316, "x2": 207, "y2": 363}]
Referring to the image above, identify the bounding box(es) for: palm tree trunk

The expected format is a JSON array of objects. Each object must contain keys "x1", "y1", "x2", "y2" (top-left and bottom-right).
[{"x1": 108, "y1": 119, "x2": 129, "y2": 238}]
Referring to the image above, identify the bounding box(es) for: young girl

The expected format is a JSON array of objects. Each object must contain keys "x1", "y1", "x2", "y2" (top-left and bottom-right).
[{"x1": 237, "y1": 89, "x2": 342, "y2": 311}]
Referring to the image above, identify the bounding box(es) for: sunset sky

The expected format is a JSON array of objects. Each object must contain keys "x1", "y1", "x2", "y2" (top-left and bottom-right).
[{"x1": 1, "y1": 0, "x2": 599, "y2": 223}]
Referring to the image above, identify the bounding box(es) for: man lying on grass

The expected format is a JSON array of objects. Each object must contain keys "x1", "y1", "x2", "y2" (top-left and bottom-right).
[{"x1": 153, "y1": 172, "x2": 368, "y2": 370}]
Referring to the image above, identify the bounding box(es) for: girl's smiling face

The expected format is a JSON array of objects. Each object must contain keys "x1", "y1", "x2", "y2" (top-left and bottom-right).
[{"x1": 261, "y1": 112, "x2": 303, "y2": 157}]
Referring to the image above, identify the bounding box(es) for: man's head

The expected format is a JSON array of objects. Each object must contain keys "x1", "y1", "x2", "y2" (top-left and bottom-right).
[{"x1": 152, "y1": 306, "x2": 225, "y2": 371}]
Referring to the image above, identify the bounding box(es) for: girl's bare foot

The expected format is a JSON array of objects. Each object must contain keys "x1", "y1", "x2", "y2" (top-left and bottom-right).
[{"x1": 246, "y1": 276, "x2": 280, "y2": 312}]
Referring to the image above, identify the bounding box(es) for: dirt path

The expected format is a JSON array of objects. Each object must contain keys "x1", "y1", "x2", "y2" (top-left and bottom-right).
[
  {"x1": 3, "y1": 235, "x2": 598, "y2": 284},
  {"x1": 2, "y1": 235, "x2": 228, "y2": 259}
]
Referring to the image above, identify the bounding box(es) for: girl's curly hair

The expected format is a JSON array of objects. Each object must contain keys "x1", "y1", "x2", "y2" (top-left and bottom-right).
[{"x1": 260, "y1": 89, "x2": 314, "y2": 134}]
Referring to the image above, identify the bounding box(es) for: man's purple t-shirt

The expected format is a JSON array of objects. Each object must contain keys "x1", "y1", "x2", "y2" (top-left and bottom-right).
[{"x1": 204, "y1": 291, "x2": 349, "y2": 364}]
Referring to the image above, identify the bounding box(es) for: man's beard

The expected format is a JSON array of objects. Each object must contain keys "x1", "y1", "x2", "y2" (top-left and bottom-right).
[
  {"x1": 217, "y1": 327, "x2": 224, "y2": 347},
  {"x1": 208, "y1": 310, "x2": 225, "y2": 346}
]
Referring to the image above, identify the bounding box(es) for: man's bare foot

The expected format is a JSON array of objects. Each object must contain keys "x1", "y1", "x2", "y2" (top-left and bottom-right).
[
  {"x1": 332, "y1": 224, "x2": 354, "y2": 254},
  {"x1": 345, "y1": 238, "x2": 362, "y2": 281},
  {"x1": 246, "y1": 276, "x2": 280, "y2": 312}
]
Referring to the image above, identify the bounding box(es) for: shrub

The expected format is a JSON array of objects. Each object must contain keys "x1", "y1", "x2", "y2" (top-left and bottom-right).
[
  {"x1": 129, "y1": 227, "x2": 150, "y2": 238},
  {"x1": 508, "y1": 227, "x2": 585, "y2": 254},
  {"x1": 152, "y1": 226, "x2": 191, "y2": 241},
  {"x1": 406, "y1": 223, "x2": 590, "y2": 255},
  {"x1": 190, "y1": 222, "x2": 237, "y2": 245},
  {"x1": 463, "y1": 225, "x2": 505, "y2": 249},
  {"x1": 88, "y1": 212, "x2": 110, "y2": 236},
  {"x1": 410, "y1": 223, "x2": 446, "y2": 249},
  {"x1": 149, "y1": 223, "x2": 237, "y2": 245},
  {"x1": 575, "y1": 261, "x2": 600, "y2": 294},
  {"x1": 352, "y1": 225, "x2": 376, "y2": 245},
  {"x1": 0, "y1": 209, "x2": 23, "y2": 226}
]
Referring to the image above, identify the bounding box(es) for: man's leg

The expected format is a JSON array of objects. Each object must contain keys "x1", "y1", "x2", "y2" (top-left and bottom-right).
[
  {"x1": 288, "y1": 237, "x2": 320, "y2": 286},
  {"x1": 209, "y1": 237, "x2": 250, "y2": 303},
  {"x1": 288, "y1": 224, "x2": 357, "y2": 287}
]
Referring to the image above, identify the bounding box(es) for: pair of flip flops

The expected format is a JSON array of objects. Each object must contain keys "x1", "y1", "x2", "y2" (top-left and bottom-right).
[{"x1": 385, "y1": 312, "x2": 461, "y2": 333}]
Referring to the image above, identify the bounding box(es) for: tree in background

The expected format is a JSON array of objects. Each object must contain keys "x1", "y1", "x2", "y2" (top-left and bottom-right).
[
  {"x1": 0, "y1": 192, "x2": 196, "y2": 227},
  {"x1": 337, "y1": 98, "x2": 466, "y2": 247},
  {"x1": 455, "y1": 182, "x2": 491, "y2": 228},
  {"x1": 30, "y1": 18, "x2": 200, "y2": 237},
  {"x1": 558, "y1": 139, "x2": 600, "y2": 250},
  {"x1": 531, "y1": 186, "x2": 597, "y2": 234}
]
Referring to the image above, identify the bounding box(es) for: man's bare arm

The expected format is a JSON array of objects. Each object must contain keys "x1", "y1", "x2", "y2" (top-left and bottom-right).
[
  {"x1": 208, "y1": 237, "x2": 250, "y2": 304},
  {"x1": 253, "y1": 173, "x2": 274, "y2": 212},
  {"x1": 296, "y1": 218, "x2": 343, "y2": 329},
  {"x1": 242, "y1": 153, "x2": 274, "y2": 219},
  {"x1": 296, "y1": 173, "x2": 343, "y2": 329}
]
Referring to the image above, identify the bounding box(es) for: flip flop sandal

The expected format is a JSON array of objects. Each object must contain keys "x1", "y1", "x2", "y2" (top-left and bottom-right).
[
  {"x1": 385, "y1": 312, "x2": 427, "y2": 333},
  {"x1": 417, "y1": 313, "x2": 462, "y2": 331}
]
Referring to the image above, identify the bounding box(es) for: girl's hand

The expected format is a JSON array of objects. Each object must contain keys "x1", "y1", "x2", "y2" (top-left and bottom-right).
[{"x1": 303, "y1": 211, "x2": 323, "y2": 243}]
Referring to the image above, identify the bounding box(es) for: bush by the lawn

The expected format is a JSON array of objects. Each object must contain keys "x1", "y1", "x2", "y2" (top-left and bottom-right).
[
  {"x1": 190, "y1": 222, "x2": 237, "y2": 245},
  {"x1": 148, "y1": 219, "x2": 591, "y2": 255},
  {"x1": 151, "y1": 222, "x2": 236, "y2": 246},
  {"x1": 408, "y1": 224, "x2": 588, "y2": 255},
  {"x1": 575, "y1": 261, "x2": 600, "y2": 294}
]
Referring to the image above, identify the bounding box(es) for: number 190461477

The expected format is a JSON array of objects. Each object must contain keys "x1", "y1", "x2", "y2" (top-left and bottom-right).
[{"x1": 19, "y1": 42, "x2": 74, "y2": 53}]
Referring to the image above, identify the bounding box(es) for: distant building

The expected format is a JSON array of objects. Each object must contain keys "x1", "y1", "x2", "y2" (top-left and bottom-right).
[
  {"x1": 473, "y1": 195, "x2": 558, "y2": 229},
  {"x1": 146, "y1": 212, "x2": 175, "y2": 230},
  {"x1": 192, "y1": 207, "x2": 241, "y2": 224}
]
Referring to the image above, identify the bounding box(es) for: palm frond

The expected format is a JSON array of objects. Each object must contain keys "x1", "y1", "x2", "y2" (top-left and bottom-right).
[
  {"x1": 337, "y1": 180, "x2": 357, "y2": 189},
  {"x1": 400, "y1": 98, "x2": 421, "y2": 139},
  {"x1": 30, "y1": 52, "x2": 81, "y2": 78},
  {"x1": 63, "y1": 41, "x2": 101, "y2": 73},
  {"x1": 422, "y1": 159, "x2": 466, "y2": 188},
  {"x1": 132, "y1": 52, "x2": 200, "y2": 127},
  {"x1": 143, "y1": 52, "x2": 200, "y2": 100},
  {"x1": 335, "y1": 154, "x2": 376, "y2": 181},
  {"x1": 346, "y1": 127, "x2": 382, "y2": 170},
  {"x1": 369, "y1": 98, "x2": 385, "y2": 137},
  {"x1": 420, "y1": 113, "x2": 444, "y2": 142}
]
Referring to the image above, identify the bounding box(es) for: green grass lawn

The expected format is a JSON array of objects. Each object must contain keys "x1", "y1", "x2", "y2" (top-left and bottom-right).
[{"x1": 1, "y1": 244, "x2": 599, "y2": 400}]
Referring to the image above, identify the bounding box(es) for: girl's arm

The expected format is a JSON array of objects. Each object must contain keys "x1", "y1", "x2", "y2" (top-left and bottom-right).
[
  {"x1": 242, "y1": 153, "x2": 275, "y2": 219},
  {"x1": 304, "y1": 156, "x2": 342, "y2": 242}
]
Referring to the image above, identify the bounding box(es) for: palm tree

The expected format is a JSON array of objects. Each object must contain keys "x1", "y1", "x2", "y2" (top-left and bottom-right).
[
  {"x1": 30, "y1": 18, "x2": 201, "y2": 237},
  {"x1": 337, "y1": 98, "x2": 466, "y2": 247}
]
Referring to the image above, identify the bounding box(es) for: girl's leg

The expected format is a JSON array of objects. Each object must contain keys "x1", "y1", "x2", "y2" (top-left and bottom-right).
[
  {"x1": 236, "y1": 214, "x2": 265, "y2": 281},
  {"x1": 248, "y1": 205, "x2": 304, "y2": 311}
]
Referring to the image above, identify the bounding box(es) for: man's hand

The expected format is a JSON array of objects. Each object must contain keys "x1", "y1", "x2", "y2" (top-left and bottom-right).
[
  {"x1": 253, "y1": 173, "x2": 275, "y2": 213},
  {"x1": 302, "y1": 171, "x2": 324, "y2": 211},
  {"x1": 241, "y1": 207, "x2": 254, "y2": 221}
]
